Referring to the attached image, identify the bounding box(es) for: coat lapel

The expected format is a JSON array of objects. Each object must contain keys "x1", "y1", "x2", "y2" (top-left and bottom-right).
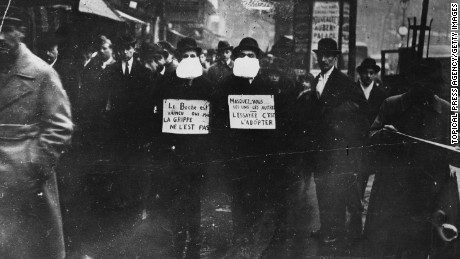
[
  {"x1": 0, "y1": 45, "x2": 36, "y2": 112},
  {"x1": 320, "y1": 68, "x2": 339, "y2": 100}
]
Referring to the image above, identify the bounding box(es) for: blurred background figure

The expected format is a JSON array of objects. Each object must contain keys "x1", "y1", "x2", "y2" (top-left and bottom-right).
[
  {"x1": 206, "y1": 40, "x2": 234, "y2": 86},
  {"x1": 158, "y1": 40, "x2": 179, "y2": 77},
  {"x1": 37, "y1": 32, "x2": 60, "y2": 66},
  {"x1": 140, "y1": 42, "x2": 167, "y2": 82},
  {"x1": 96, "y1": 35, "x2": 115, "y2": 69},
  {"x1": 263, "y1": 57, "x2": 295, "y2": 95},
  {"x1": 200, "y1": 48, "x2": 210, "y2": 71},
  {"x1": 295, "y1": 73, "x2": 315, "y2": 99}
]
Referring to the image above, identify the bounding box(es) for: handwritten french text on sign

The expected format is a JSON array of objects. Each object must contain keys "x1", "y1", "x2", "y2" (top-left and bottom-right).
[
  {"x1": 162, "y1": 99, "x2": 210, "y2": 134},
  {"x1": 228, "y1": 95, "x2": 276, "y2": 129}
]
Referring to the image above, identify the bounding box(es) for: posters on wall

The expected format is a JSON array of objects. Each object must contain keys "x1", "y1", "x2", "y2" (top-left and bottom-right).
[{"x1": 311, "y1": 1, "x2": 340, "y2": 73}]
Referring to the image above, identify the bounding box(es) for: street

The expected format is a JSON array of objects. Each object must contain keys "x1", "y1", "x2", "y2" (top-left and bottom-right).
[{"x1": 62, "y1": 160, "x2": 375, "y2": 259}]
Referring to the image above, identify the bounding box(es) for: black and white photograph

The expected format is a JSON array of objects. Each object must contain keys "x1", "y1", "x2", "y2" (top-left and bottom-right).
[{"x1": 0, "y1": 0, "x2": 458, "y2": 258}]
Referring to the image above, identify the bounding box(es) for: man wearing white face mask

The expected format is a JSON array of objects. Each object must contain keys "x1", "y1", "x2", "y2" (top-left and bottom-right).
[
  {"x1": 155, "y1": 37, "x2": 214, "y2": 258},
  {"x1": 213, "y1": 37, "x2": 296, "y2": 247}
]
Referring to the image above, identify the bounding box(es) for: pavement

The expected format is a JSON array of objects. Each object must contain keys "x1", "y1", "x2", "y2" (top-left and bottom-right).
[{"x1": 61, "y1": 161, "x2": 375, "y2": 259}]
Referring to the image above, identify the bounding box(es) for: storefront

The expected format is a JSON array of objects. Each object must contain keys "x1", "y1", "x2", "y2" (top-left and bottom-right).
[{"x1": 292, "y1": 0, "x2": 357, "y2": 77}]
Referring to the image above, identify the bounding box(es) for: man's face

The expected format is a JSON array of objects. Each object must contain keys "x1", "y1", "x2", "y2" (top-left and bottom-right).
[
  {"x1": 301, "y1": 80, "x2": 311, "y2": 91},
  {"x1": 237, "y1": 50, "x2": 257, "y2": 59},
  {"x1": 359, "y1": 68, "x2": 377, "y2": 86},
  {"x1": 220, "y1": 49, "x2": 232, "y2": 62},
  {"x1": 199, "y1": 53, "x2": 207, "y2": 64},
  {"x1": 164, "y1": 50, "x2": 173, "y2": 63},
  {"x1": 145, "y1": 54, "x2": 166, "y2": 72},
  {"x1": 44, "y1": 45, "x2": 58, "y2": 64},
  {"x1": 100, "y1": 43, "x2": 113, "y2": 61},
  {"x1": 120, "y1": 45, "x2": 135, "y2": 61},
  {"x1": 316, "y1": 52, "x2": 337, "y2": 73},
  {"x1": 181, "y1": 50, "x2": 198, "y2": 61},
  {"x1": 0, "y1": 25, "x2": 23, "y2": 60},
  {"x1": 268, "y1": 72, "x2": 280, "y2": 83}
]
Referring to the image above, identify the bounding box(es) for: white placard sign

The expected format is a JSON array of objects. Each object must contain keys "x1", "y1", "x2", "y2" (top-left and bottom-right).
[
  {"x1": 162, "y1": 99, "x2": 210, "y2": 134},
  {"x1": 228, "y1": 95, "x2": 276, "y2": 129}
]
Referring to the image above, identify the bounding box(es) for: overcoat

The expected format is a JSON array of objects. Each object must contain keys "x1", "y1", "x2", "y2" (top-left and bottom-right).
[
  {"x1": 155, "y1": 74, "x2": 214, "y2": 165},
  {"x1": 365, "y1": 93, "x2": 460, "y2": 256},
  {"x1": 206, "y1": 60, "x2": 234, "y2": 86},
  {"x1": 298, "y1": 68, "x2": 369, "y2": 176},
  {"x1": 212, "y1": 74, "x2": 294, "y2": 162},
  {"x1": 0, "y1": 44, "x2": 73, "y2": 259},
  {"x1": 103, "y1": 59, "x2": 153, "y2": 150}
]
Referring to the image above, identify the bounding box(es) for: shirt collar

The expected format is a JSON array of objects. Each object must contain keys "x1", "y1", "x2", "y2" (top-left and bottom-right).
[
  {"x1": 321, "y1": 66, "x2": 334, "y2": 79},
  {"x1": 50, "y1": 57, "x2": 58, "y2": 67},
  {"x1": 126, "y1": 58, "x2": 133, "y2": 67}
]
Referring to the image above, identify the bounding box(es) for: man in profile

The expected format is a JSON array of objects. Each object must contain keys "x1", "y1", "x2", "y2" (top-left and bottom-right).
[{"x1": 0, "y1": 8, "x2": 73, "y2": 259}]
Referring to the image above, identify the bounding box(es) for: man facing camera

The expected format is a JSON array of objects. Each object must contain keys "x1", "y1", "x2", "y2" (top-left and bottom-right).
[{"x1": 298, "y1": 38, "x2": 368, "y2": 245}]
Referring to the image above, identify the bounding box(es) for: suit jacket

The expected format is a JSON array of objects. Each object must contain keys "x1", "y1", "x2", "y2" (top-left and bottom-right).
[
  {"x1": 0, "y1": 43, "x2": 73, "y2": 259},
  {"x1": 355, "y1": 80, "x2": 387, "y2": 125},
  {"x1": 102, "y1": 59, "x2": 154, "y2": 148},
  {"x1": 298, "y1": 68, "x2": 369, "y2": 175}
]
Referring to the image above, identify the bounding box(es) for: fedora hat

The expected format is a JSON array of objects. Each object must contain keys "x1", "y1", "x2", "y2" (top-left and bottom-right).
[
  {"x1": 116, "y1": 33, "x2": 136, "y2": 48},
  {"x1": 176, "y1": 37, "x2": 202, "y2": 55},
  {"x1": 233, "y1": 37, "x2": 262, "y2": 57},
  {"x1": 357, "y1": 58, "x2": 381, "y2": 73},
  {"x1": 140, "y1": 42, "x2": 166, "y2": 60},
  {"x1": 217, "y1": 40, "x2": 233, "y2": 52},
  {"x1": 313, "y1": 38, "x2": 341, "y2": 55},
  {"x1": 0, "y1": 6, "x2": 28, "y2": 28}
]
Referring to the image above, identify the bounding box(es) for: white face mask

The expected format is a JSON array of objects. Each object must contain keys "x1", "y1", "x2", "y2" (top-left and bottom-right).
[
  {"x1": 233, "y1": 57, "x2": 260, "y2": 78},
  {"x1": 176, "y1": 57, "x2": 203, "y2": 79}
]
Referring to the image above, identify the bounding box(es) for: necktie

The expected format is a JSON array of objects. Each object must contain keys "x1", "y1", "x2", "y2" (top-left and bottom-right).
[{"x1": 124, "y1": 63, "x2": 130, "y2": 76}]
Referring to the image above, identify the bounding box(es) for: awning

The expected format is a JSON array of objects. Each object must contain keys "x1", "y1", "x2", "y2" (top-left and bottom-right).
[
  {"x1": 115, "y1": 10, "x2": 147, "y2": 24},
  {"x1": 78, "y1": 0, "x2": 123, "y2": 22}
]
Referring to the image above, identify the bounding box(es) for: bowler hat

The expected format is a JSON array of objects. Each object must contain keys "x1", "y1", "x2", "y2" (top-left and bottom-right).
[
  {"x1": 176, "y1": 37, "x2": 202, "y2": 55},
  {"x1": 116, "y1": 33, "x2": 136, "y2": 48},
  {"x1": 357, "y1": 58, "x2": 380, "y2": 73},
  {"x1": 141, "y1": 42, "x2": 166, "y2": 60},
  {"x1": 0, "y1": 6, "x2": 27, "y2": 27},
  {"x1": 217, "y1": 40, "x2": 233, "y2": 52},
  {"x1": 37, "y1": 32, "x2": 64, "y2": 50},
  {"x1": 233, "y1": 37, "x2": 262, "y2": 57},
  {"x1": 313, "y1": 38, "x2": 341, "y2": 55}
]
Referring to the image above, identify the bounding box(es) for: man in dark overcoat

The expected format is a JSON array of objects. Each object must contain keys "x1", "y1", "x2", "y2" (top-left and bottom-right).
[
  {"x1": 206, "y1": 40, "x2": 234, "y2": 86},
  {"x1": 101, "y1": 33, "x2": 153, "y2": 211},
  {"x1": 298, "y1": 38, "x2": 369, "y2": 244},
  {"x1": 364, "y1": 59, "x2": 460, "y2": 258},
  {"x1": 213, "y1": 37, "x2": 296, "y2": 244},
  {"x1": 0, "y1": 11, "x2": 73, "y2": 259},
  {"x1": 355, "y1": 58, "x2": 387, "y2": 194},
  {"x1": 155, "y1": 37, "x2": 214, "y2": 258}
]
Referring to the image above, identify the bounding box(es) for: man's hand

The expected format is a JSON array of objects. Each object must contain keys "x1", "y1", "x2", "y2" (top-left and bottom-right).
[{"x1": 383, "y1": 125, "x2": 398, "y2": 132}]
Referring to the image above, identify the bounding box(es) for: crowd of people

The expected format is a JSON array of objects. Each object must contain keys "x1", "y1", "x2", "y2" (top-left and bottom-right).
[{"x1": 1, "y1": 8, "x2": 460, "y2": 259}]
